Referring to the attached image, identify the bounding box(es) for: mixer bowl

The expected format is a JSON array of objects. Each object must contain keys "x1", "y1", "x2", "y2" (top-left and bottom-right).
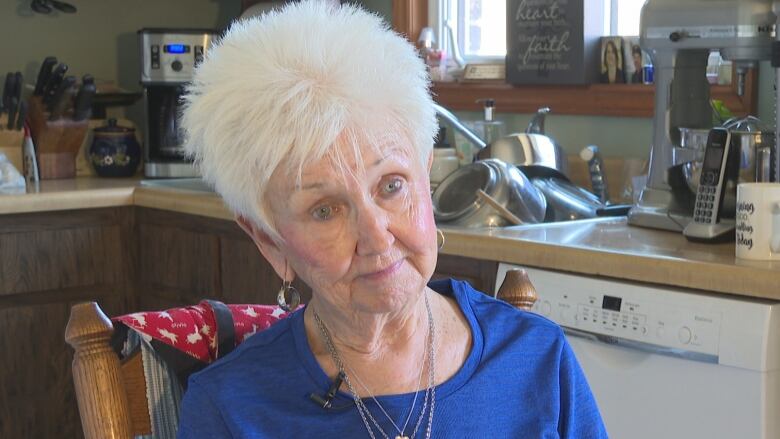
[{"x1": 681, "y1": 130, "x2": 775, "y2": 194}]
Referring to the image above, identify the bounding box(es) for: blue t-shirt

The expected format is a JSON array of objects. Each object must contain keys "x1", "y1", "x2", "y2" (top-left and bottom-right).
[{"x1": 177, "y1": 279, "x2": 608, "y2": 438}]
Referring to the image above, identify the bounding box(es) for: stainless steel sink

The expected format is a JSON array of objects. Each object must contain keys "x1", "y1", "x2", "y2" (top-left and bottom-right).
[{"x1": 140, "y1": 178, "x2": 215, "y2": 193}]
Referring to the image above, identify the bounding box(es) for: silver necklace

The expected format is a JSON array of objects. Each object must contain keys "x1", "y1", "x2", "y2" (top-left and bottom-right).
[
  {"x1": 313, "y1": 293, "x2": 436, "y2": 439},
  {"x1": 343, "y1": 345, "x2": 426, "y2": 436}
]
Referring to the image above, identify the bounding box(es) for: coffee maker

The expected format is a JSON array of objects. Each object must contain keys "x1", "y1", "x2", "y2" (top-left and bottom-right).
[
  {"x1": 628, "y1": 0, "x2": 777, "y2": 231},
  {"x1": 139, "y1": 28, "x2": 217, "y2": 178}
]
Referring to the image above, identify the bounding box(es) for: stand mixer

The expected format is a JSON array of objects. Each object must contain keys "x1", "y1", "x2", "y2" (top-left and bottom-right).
[{"x1": 628, "y1": 0, "x2": 776, "y2": 231}]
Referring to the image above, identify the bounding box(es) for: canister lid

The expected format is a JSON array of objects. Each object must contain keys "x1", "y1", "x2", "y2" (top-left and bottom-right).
[{"x1": 94, "y1": 118, "x2": 134, "y2": 133}]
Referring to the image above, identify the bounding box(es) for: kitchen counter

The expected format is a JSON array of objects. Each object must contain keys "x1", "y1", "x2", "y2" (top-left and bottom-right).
[
  {"x1": 0, "y1": 177, "x2": 140, "y2": 215},
  {"x1": 2, "y1": 178, "x2": 778, "y2": 300},
  {"x1": 441, "y1": 219, "x2": 780, "y2": 301}
]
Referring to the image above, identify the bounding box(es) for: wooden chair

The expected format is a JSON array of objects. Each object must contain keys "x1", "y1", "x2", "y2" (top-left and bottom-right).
[{"x1": 65, "y1": 269, "x2": 537, "y2": 439}]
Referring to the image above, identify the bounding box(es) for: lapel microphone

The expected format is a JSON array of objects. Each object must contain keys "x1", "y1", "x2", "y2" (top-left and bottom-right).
[{"x1": 309, "y1": 372, "x2": 353, "y2": 410}]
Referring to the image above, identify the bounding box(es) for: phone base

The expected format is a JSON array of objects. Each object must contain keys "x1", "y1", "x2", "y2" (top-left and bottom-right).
[{"x1": 683, "y1": 220, "x2": 736, "y2": 243}]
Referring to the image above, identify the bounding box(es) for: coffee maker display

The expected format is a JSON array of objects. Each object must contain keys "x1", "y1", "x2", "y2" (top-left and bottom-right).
[
  {"x1": 628, "y1": 0, "x2": 777, "y2": 232},
  {"x1": 139, "y1": 28, "x2": 217, "y2": 178}
]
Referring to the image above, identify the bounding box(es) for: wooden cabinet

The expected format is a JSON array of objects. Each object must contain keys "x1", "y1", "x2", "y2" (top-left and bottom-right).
[
  {"x1": 0, "y1": 206, "x2": 495, "y2": 438},
  {"x1": 433, "y1": 253, "x2": 497, "y2": 294},
  {"x1": 135, "y1": 207, "x2": 313, "y2": 309},
  {"x1": 0, "y1": 208, "x2": 133, "y2": 439}
]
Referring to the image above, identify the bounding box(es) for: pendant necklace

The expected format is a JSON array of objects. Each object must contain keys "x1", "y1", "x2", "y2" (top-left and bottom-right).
[
  {"x1": 342, "y1": 322, "x2": 427, "y2": 438},
  {"x1": 313, "y1": 292, "x2": 436, "y2": 439}
]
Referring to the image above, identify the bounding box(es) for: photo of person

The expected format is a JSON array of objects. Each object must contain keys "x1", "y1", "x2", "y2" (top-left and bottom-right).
[
  {"x1": 630, "y1": 45, "x2": 643, "y2": 83},
  {"x1": 622, "y1": 36, "x2": 646, "y2": 84},
  {"x1": 600, "y1": 37, "x2": 625, "y2": 84}
]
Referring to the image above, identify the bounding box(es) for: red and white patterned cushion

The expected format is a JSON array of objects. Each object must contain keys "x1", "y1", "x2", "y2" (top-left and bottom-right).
[{"x1": 113, "y1": 301, "x2": 290, "y2": 363}]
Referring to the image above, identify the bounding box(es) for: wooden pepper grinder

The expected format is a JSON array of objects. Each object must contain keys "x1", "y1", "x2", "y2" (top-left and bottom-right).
[{"x1": 496, "y1": 268, "x2": 538, "y2": 311}]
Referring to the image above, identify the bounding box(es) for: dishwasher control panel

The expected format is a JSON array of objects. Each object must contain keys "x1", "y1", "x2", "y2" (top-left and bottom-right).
[{"x1": 495, "y1": 263, "x2": 723, "y2": 357}]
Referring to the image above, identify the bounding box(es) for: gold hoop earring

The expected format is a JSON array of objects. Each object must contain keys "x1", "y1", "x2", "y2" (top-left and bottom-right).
[
  {"x1": 436, "y1": 229, "x2": 445, "y2": 250},
  {"x1": 277, "y1": 280, "x2": 301, "y2": 312}
]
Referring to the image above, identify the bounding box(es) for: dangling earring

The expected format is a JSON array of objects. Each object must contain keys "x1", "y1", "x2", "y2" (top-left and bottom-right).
[
  {"x1": 436, "y1": 229, "x2": 445, "y2": 250},
  {"x1": 277, "y1": 279, "x2": 301, "y2": 312}
]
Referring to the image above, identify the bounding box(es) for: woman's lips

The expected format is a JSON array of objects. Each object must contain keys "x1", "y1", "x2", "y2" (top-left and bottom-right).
[{"x1": 360, "y1": 259, "x2": 404, "y2": 281}]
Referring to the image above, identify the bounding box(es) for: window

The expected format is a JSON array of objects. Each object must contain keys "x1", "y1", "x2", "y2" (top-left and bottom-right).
[
  {"x1": 608, "y1": 0, "x2": 646, "y2": 35},
  {"x1": 433, "y1": 0, "x2": 645, "y2": 63}
]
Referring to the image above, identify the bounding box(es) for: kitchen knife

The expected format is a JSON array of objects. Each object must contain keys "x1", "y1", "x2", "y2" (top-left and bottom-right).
[
  {"x1": 15, "y1": 100, "x2": 27, "y2": 131},
  {"x1": 7, "y1": 97, "x2": 18, "y2": 130},
  {"x1": 42, "y1": 63, "x2": 68, "y2": 105},
  {"x1": 2, "y1": 72, "x2": 13, "y2": 114},
  {"x1": 72, "y1": 74, "x2": 95, "y2": 121},
  {"x1": 7, "y1": 72, "x2": 22, "y2": 129},
  {"x1": 12, "y1": 71, "x2": 22, "y2": 101},
  {"x1": 34, "y1": 56, "x2": 57, "y2": 96},
  {"x1": 48, "y1": 75, "x2": 76, "y2": 120}
]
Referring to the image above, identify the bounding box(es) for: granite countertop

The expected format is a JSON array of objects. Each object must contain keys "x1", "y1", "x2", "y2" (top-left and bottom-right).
[{"x1": 2, "y1": 178, "x2": 778, "y2": 300}]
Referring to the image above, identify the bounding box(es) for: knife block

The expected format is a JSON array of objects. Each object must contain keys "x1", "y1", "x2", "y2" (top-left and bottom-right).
[{"x1": 28, "y1": 97, "x2": 88, "y2": 179}]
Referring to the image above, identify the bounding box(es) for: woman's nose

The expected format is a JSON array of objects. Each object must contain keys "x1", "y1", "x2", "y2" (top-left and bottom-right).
[{"x1": 355, "y1": 203, "x2": 394, "y2": 256}]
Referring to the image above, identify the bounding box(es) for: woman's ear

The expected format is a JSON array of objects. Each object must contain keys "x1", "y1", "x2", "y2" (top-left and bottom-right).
[{"x1": 235, "y1": 216, "x2": 293, "y2": 281}]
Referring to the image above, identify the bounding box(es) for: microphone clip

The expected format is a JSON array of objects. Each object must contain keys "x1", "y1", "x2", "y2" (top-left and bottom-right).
[{"x1": 309, "y1": 371, "x2": 346, "y2": 409}]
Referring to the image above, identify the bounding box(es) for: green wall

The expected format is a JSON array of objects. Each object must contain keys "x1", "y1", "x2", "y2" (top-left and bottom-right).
[
  {"x1": 357, "y1": 0, "x2": 392, "y2": 19},
  {"x1": 0, "y1": 0, "x2": 239, "y2": 128},
  {"x1": 0, "y1": 1, "x2": 239, "y2": 91}
]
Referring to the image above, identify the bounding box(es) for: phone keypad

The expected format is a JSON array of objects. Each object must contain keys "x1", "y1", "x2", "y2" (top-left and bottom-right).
[{"x1": 693, "y1": 186, "x2": 717, "y2": 223}]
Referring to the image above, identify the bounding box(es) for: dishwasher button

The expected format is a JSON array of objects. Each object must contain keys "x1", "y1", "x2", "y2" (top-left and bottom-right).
[
  {"x1": 560, "y1": 307, "x2": 576, "y2": 323},
  {"x1": 678, "y1": 326, "x2": 692, "y2": 344}
]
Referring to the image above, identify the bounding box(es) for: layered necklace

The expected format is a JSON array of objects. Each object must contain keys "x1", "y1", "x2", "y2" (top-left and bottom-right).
[{"x1": 313, "y1": 292, "x2": 436, "y2": 439}]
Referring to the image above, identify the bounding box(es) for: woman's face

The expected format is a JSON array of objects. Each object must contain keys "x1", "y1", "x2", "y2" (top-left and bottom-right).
[{"x1": 263, "y1": 138, "x2": 437, "y2": 315}]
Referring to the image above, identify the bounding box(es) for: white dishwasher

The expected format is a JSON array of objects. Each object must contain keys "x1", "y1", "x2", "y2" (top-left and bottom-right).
[{"x1": 496, "y1": 263, "x2": 780, "y2": 439}]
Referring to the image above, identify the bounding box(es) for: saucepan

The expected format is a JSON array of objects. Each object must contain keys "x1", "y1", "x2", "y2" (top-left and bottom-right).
[
  {"x1": 432, "y1": 159, "x2": 547, "y2": 228},
  {"x1": 475, "y1": 107, "x2": 569, "y2": 174},
  {"x1": 434, "y1": 103, "x2": 568, "y2": 174},
  {"x1": 434, "y1": 104, "x2": 615, "y2": 223}
]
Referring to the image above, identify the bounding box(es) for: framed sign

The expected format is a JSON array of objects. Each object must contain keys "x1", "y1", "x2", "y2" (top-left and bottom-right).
[{"x1": 506, "y1": 0, "x2": 605, "y2": 85}]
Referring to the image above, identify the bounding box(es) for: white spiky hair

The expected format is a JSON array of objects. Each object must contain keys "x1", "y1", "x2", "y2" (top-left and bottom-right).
[{"x1": 182, "y1": 0, "x2": 437, "y2": 241}]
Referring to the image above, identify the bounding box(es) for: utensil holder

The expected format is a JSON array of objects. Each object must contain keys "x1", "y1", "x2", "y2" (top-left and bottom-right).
[{"x1": 28, "y1": 97, "x2": 88, "y2": 179}]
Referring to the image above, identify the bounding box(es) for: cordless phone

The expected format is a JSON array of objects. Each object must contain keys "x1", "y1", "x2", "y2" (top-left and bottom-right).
[{"x1": 683, "y1": 127, "x2": 736, "y2": 242}]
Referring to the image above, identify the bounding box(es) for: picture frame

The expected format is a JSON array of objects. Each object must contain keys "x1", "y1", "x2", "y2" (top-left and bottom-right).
[
  {"x1": 623, "y1": 36, "x2": 650, "y2": 84},
  {"x1": 599, "y1": 36, "x2": 625, "y2": 84}
]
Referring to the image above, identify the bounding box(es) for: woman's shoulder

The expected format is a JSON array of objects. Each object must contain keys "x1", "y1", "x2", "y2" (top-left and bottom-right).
[
  {"x1": 187, "y1": 310, "x2": 301, "y2": 388},
  {"x1": 431, "y1": 278, "x2": 563, "y2": 342}
]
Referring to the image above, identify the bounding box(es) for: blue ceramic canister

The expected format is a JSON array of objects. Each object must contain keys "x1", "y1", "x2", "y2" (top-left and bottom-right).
[{"x1": 89, "y1": 119, "x2": 141, "y2": 177}]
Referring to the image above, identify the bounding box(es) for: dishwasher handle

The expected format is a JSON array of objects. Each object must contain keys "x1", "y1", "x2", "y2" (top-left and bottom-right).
[{"x1": 562, "y1": 327, "x2": 719, "y2": 364}]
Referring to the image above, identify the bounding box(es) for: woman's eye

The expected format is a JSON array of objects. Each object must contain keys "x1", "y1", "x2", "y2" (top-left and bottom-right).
[
  {"x1": 381, "y1": 177, "x2": 404, "y2": 195},
  {"x1": 312, "y1": 205, "x2": 334, "y2": 220}
]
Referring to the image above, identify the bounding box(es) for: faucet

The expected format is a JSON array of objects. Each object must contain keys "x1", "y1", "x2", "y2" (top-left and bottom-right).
[
  {"x1": 433, "y1": 103, "x2": 487, "y2": 149},
  {"x1": 526, "y1": 107, "x2": 551, "y2": 135}
]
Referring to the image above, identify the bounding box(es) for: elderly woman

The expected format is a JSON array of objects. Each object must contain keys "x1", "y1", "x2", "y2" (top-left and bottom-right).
[{"x1": 177, "y1": 1, "x2": 607, "y2": 438}]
